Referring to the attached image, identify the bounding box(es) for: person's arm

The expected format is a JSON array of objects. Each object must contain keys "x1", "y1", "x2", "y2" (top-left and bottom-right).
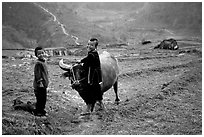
[
  {"x1": 34, "y1": 63, "x2": 44, "y2": 87},
  {"x1": 80, "y1": 56, "x2": 88, "y2": 63},
  {"x1": 86, "y1": 53, "x2": 95, "y2": 84}
]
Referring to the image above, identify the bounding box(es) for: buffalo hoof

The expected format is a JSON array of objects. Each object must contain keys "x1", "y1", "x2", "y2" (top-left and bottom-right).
[
  {"x1": 78, "y1": 113, "x2": 91, "y2": 121},
  {"x1": 95, "y1": 100, "x2": 106, "y2": 111},
  {"x1": 114, "y1": 100, "x2": 120, "y2": 105},
  {"x1": 81, "y1": 104, "x2": 93, "y2": 116},
  {"x1": 71, "y1": 119, "x2": 81, "y2": 123},
  {"x1": 80, "y1": 112, "x2": 91, "y2": 116}
]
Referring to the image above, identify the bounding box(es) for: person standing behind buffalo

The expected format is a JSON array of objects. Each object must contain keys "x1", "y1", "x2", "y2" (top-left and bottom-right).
[
  {"x1": 33, "y1": 46, "x2": 49, "y2": 116},
  {"x1": 79, "y1": 38, "x2": 103, "y2": 114}
]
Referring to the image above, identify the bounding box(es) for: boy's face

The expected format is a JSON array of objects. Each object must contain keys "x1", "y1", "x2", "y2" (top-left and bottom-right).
[
  {"x1": 87, "y1": 41, "x2": 96, "y2": 52},
  {"x1": 37, "y1": 50, "x2": 45, "y2": 60}
]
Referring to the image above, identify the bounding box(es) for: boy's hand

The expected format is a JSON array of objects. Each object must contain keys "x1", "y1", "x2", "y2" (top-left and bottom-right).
[
  {"x1": 99, "y1": 82, "x2": 103, "y2": 89},
  {"x1": 73, "y1": 59, "x2": 80, "y2": 63}
]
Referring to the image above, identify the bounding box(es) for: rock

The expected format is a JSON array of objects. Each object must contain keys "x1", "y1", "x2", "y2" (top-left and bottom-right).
[{"x1": 142, "y1": 40, "x2": 152, "y2": 45}]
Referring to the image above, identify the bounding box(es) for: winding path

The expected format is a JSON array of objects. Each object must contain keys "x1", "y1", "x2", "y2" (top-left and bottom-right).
[{"x1": 34, "y1": 3, "x2": 80, "y2": 45}]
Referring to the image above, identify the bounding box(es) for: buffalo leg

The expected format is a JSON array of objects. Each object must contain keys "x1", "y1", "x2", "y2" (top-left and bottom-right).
[
  {"x1": 96, "y1": 100, "x2": 106, "y2": 111},
  {"x1": 90, "y1": 103, "x2": 95, "y2": 112},
  {"x1": 81, "y1": 103, "x2": 92, "y2": 115},
  {"x1": 113, "y1": 80, "x2": 120, "y2": 104}
]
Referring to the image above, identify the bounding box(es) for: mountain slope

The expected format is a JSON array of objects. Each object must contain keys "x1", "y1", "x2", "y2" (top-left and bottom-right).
[
  {"x1": 2, "y1": 2, "x2": 51, "y2": 49},
  {"x1": 127, "y1": 2, "x2": 202, "y2": 36},
  {"x1": 2, "y1": 2, "x2": 76, "y2": 49},
  {"x1": 2, "y1": 2, "x2": 202, "y2": 49}
]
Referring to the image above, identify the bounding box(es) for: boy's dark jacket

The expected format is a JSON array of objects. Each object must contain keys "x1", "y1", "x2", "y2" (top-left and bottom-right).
[
  {"x1": 33, "y1": 59, "x2": 49, "y2": 89},
  {"x1": 81, "y1": 50, "x2": 102, "y2": 85}
]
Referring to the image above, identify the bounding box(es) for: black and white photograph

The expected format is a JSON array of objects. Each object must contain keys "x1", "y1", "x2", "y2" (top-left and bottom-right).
[{"x1": 2, "y1": 1, "x2": 202, "y2": 135}]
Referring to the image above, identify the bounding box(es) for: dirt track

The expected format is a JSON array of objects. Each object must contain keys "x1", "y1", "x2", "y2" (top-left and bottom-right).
[{"x1": 2, "y1": 40, "x2": 202, "y2": 135}]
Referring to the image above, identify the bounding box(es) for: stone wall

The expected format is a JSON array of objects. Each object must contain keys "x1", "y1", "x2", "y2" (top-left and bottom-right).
[
  {"x1": 44, "y1": 47, "x2": 71, "y2": 57},
  {"x1": 3, "y1": 47, "x2": 71, "y2": 60}
]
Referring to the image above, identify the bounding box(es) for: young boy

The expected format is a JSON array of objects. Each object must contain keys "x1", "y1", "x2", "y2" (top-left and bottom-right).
[
  {"x1": 79, "y1": 38, "x2": 103, "y2": 113},
  {"x1": 33, "y1": 46, "x2": 49, "y2": 116}
]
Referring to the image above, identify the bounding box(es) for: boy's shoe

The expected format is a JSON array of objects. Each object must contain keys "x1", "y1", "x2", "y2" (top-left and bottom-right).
[
  {"x1": 42, "y1": 110, "x2": 47, "y2": 115},
  {"x1": 80, "y1": 112, "x2": 91, "y2": 116}
]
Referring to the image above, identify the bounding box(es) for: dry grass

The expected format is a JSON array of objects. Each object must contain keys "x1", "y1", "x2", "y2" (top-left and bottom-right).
[{"x1": 2, "y1": 40, "x2": 202, "y2": 135}]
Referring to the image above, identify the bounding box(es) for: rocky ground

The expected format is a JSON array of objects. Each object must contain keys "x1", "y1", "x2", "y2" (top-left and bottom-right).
[{"x1": 2, "y1": 39, "x2": 202, "y2": 135}]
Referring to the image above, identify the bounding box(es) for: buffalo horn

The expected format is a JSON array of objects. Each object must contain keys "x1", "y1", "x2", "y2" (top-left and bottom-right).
[{"x1": 59, "y1": 59, "x2": 71, "y2": 71}]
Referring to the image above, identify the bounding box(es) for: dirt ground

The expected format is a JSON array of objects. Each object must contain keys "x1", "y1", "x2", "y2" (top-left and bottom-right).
[{"x1": 2, "y1": 39, "x2": 202, "y2": 135}]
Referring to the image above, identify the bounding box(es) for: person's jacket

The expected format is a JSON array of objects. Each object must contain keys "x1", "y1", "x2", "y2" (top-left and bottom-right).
[
  {"x1": 33, "y1": 59, "x2": 49, "y2": 89},
  {"x1": 81, "y1": 50, "x2": 102, "y2": 85}
]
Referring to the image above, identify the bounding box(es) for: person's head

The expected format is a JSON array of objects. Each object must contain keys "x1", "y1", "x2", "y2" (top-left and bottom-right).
[
  {"x1": 34, "y1": 46, "x2": 45, "y2": 60},
  {"x1": 87, "y1": 38, "x2": 98, "y2": 52}
]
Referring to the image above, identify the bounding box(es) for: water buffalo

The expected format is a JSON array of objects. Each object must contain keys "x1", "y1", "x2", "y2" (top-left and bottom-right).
[
  {"x1": 154, "y1": 38, "x2": 179, "y2": 50},
  {"x1": 59, "y1": 51, "x2": 120, "y2": 114}
]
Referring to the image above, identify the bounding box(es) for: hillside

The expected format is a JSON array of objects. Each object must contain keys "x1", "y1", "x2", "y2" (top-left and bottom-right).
[
  {"x1": 2, "y1": 2, "x2": 202, "y2": 49},
  {"x1": 112, "y1": 2, "x2": 202, "y2": 44},
  {"x1": 141, "y1": 3, "x2": 202, "y2": 36},
  {"x1": 2, "y1": 2, "x2": 76, "y2": 49},
  {"x1": 2, "y1": 2, "x2": 50, "y2": 49}
]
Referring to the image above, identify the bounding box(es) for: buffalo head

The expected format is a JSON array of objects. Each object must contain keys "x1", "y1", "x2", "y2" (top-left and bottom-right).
[{"x1": 59, "y1": 59, "x2": 88, "y2": 92}]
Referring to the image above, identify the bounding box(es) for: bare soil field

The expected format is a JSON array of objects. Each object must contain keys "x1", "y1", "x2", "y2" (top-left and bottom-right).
[{"x1": 2, "y1": 40, "x2": 202, "y2": 135}]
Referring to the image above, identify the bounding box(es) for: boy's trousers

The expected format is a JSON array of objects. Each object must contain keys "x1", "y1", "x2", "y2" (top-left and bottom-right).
[{"x1": 34, "y1": 87, "x2": 47, "y2": 113}]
